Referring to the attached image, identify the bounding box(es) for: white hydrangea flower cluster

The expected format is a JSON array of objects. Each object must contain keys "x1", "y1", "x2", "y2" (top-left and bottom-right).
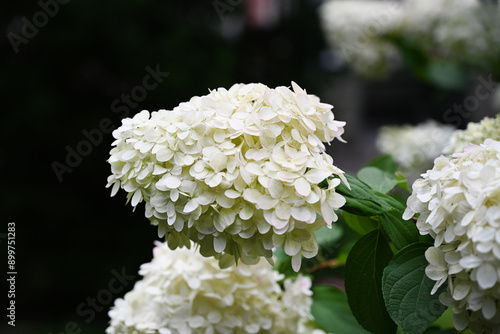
[
  {"x1": 319, "y1": 0, "x2": 500, "y2": 77},
  {"x1": 319, "y1": 0, "x2": 402, "y2": 77},
  {"x1": 443, "y1": 115, "x2": 500, "y2": 155},
  {"x1": 107, "y1": 82, "x2": 347, "y2": 270},
  {"x1": 106, "y1": 242, "x2": 327, "y2": 334},
  {"x1": 403, "y1": 139, "x2": 500, "y2": 333},
  {"x1": 396, "y1": 0, "x2": 500, "y2": 68},
  {"x1": 375, "y1": 120, "x2": 455, "y2": 182}
]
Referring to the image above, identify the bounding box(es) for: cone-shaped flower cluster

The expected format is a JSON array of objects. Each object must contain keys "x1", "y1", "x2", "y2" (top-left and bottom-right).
[
  {"x1": 404, "y1": 139, "x2": 500, "y2": 333},
  {"x1": 106, "y1": 242, "x2": 327, "y2": 334},
  {"x1": 107, "y1": 82, "x2": 346, "y2": 270}
]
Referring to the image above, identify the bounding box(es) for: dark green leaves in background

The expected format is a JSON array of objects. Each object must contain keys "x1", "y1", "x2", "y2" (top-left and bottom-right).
[{"x1": 311, "y1": 285, "x2": 370, "y2": 334}]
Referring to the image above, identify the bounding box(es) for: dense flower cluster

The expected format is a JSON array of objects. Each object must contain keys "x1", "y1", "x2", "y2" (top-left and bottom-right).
[
  {"x1": 319, "y1": 0, "x2": 402, "y2": 77},
  {"x1": 403, "y1": 139, "x2": 500, "y2": 333},
  {"x1": 319, "y1": 0, "x2": 500, "y2": 77},
  {"x1": 106, "y1": 242, "x2": 327, "y2": 334},
  {"x1": 444, "y1": 115, "x2": 500, "y2": 155},
  {"x1": 107, "y1": 82, "x2": 347, "y2": 270},
  {"x1": 375, "y1": 120, "x2": 455, "y2": 182}
]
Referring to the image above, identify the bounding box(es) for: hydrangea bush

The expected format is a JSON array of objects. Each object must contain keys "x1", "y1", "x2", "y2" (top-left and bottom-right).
[
  {"x1": 106, "y1": 242, "x2": 326, "y2": 334},
  {"x1": 107, "y1": 82, "x2": 347, "y2": 270},
  {"x1": 107, "y1": 81, "x2": 500, "y2": 334},
  {"x1": 319, "y1": 0, "x2": 500, "y2": 85}
]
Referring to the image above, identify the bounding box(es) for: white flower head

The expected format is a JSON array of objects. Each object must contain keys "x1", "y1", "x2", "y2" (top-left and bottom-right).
[
  {"x1": 443, "y1": 114, "x2": 500, "y2": 155},
  {"x1": 404, "y1": 139, "x2": 500, "y2": 333},
  {"x1": 376, "y1": 120, "x2": 455, "y2": 182},
  {"x1": 106, "y1": 242, "x2": 321, "y2": 334},
  {"x1": 319, "y1": 0, "x2": 500, "y2": 77},
  {"x1": 107, "y1": 82, "x2": 347, "y2": 270},
  {"x1": 319, "y1": 0, "x2": 403, "y2": 77}
]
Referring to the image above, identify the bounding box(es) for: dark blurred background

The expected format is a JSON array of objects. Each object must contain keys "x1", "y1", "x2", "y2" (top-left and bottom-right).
[{"x1": 1, "y1": 1, "x2": 498, "y2": 333}]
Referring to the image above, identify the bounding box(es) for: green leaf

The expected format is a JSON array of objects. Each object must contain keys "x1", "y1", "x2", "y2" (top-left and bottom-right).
[
  {"x1": 315, "y1": 224, "x2": 343, "y2": 249},
  {"x1": 381, "y1": 211, "x2": 419, "y2": 250},
  {"x1": 345, "y1": 229, "x2": 396, "y2": 334},
  {"x1": 311, "y1": 285, "x2": 371, "y2": 334},
  {"x1": 382, "y1": 243, "x2": 447, "y2": 334},
  {"x1": 358, "y1": 167, "x2": 399, "y2": 193},
  {"x1": 374, "y1": 190, "x2": 406, "y2": 212},
  {"x1": 343, "y1": 211, "x2": 378, "y2": 236},
  {"x1": 335, "y1": 174, "x2": 393, "y2": 216},
  {"x1": 366, "y1": 154, "x2": 398, "y2": 174},
  {"x1": 395, "y1": 171, "x2": 410, "y2": 192}
]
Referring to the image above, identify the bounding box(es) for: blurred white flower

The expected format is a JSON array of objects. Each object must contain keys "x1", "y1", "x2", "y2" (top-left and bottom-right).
[
  {"x1": 107, "y1": 82, "x2": 347, "y2": 270},
  {"x1": 403, "y1": 139, "x2": 500, "y2": 333},
  {"x1": 375, "y1": 120, "x2": 455, "y2": 181},
  {"x1": 444, "y1": 114, "x2": 500, "y2": 155},
  {"x1": 319, "y1": 0, "x2": 500, "y2": 77},
  {"x1": 397, "y1": 0, "x2": 500, "y2": 67},
  {"x1": 319, "y1": 0, "x2": 402, "y2": 77},
  {"x1": 106, "y1": 242, "x2": 326, "y2": 334}
]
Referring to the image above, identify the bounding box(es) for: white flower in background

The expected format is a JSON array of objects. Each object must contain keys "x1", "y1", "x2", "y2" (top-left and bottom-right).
[
  {"x1": 106, "y1": 242, "x2": 327, "y2": 334},
  {"x1": 444, "y1": 114, "x2": 500, "y2": 155},
  {"x1": 403, "y1": 139, "x2": 500, "y2": 333},
  {"x1": 319, "y1": 0, "x2": 402, "y2": 77},
  {"x1": 375, "y1": 120, "x2": 455, "y2": 181},
  {"x1": 319, "y1": 0, "x2": 500, "y2": 77},
  {"x1": 107, "y1": 82, "x2": 347, "y2": 271},
  {"x1": 396, "y1": 0, "x2": 500, "y2": 67}
]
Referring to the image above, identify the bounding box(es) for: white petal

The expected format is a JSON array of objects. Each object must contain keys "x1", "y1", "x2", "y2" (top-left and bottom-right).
[
  {"x1": 121, "y1": 150, "x2": 137, "y2": 161},
  {"x1": 216, "y1": 195, "x2": 235, "y2": 209},
  {"x1": 459, "y1": 255, "x2": 483, "y2": 269},
  {"x1": 477, "y1": 263, "x2": 497, "y2": 289},
  {"x1": 425, "y1": 247, "x2": 446, "y2": 268},
  {"x1": 131, "y1": 190, "x2": 142, "y2": 207},
  {"x1": 210, "y1": 153, "x2": 227, "y2": 172},
  {"x1": 294, "y1": 177, "x2": 311, "y2": 197},
  {"x1": 257, "y1": 195, "x2": 279, "y2": 210},
  {"x1": 259, "y1": 129, "x2": 276, "y2": 149},
  {"x1": 275, "y1": 203, "x2": 291, "y2": 220},
  {"x1": 453, "y1": 311, "x2": 469, "y2": 331},
  {"x1": 304, "y1": 168, "x2": 332, "y2": 184},
  {"x1": 291, "y1": 206, "x2": 313, "y2": 222},
  {"x1": 184, "y1": 199, "x2": 199, "y2": 213},
  {"x1": 482, "y1": 297, "x2": 497, "y2": 320},
  {"x1": 259, "y1": 107, "x2": 277, "y2": 120},
  {"x1": 197, "y1": 192, "x2": 216, "y2": 205},
  {"x1": 284, "y1": 237, "x2": 301, "y2": 256},
  {"x1": 243, "y1": 189, "x2": 261, "y2": 203},
  {"x1": 245, "y1": 162, "x2": 264, "y2": 176},
  {"x1": 239, "y1": 206, "x2": 254, "y2": 220},
  {"x1": 291, "y1": 253, "x2": 302, "y2": 272},
  {"x1": 267, "y1": 179, "x2": 283, "y2": 198},
  {"x1": 162, "y1": 175, "x2": 181, "y2": 189},
  {"x1": 224, "y1": 189, "x2": 241, "y2": 199},
  {"x1": 452, "y1": 281, "x2": 470, "y2": 300},
  {"x1": 214, "y1": 234, "x2": 227, "y2": 253},
  {"x1": 425, "y1": 266, "x2": 446, "y2": 281}
]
